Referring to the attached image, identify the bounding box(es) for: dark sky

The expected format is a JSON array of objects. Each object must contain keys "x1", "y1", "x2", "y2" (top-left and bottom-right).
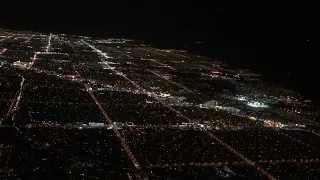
[{"x1": 0, "y1": 0, "x2": 319, "y2": 102}]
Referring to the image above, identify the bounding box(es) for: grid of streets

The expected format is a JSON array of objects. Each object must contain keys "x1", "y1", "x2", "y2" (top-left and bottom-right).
[{"x1": 0, "y1": 29, "x2": 320, "y2": 179}]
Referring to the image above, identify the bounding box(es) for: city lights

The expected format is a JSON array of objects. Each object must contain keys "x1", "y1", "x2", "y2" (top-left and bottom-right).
[{"x1": 0, "y1": 29, "x2": 318, "y2": 179}]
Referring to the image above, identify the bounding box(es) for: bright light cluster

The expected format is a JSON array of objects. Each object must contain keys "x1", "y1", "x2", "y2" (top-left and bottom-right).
[
  {"x1": 247, "y1": 101, "x2": 268, "y2": 108},
  {"x1": 237, "y1": 95, "x2": 248, "y2": 101}
]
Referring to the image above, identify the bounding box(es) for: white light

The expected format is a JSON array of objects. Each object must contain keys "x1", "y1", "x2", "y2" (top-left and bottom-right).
[
  {"x1": 247, "y1": 101, "x2": 268, "y2": 108},
  {"x1": 238, "y1": 97, "x2": 247, "y2": 101},
  {"x1": 159, "y1": 93, "x2": 171, "y2": 97}
]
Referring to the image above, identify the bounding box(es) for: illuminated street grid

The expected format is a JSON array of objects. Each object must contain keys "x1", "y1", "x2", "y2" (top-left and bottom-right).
[{"x1": 0, "y1": 29, "x2": 320, "y2": 179}]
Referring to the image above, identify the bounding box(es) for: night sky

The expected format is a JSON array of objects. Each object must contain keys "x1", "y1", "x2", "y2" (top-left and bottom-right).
[{"x1": 1, "y1": 0, "x2": 318, "y2": 102}]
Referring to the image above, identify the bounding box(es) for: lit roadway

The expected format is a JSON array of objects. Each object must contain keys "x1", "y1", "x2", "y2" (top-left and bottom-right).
[
  {"x1": 73, "y1": 64, "x2": 142, "y2": 171},
  {"x1": 0, "y1": 48, "x2": 8, "y2": 55},
  {"x1": 45, "y1": 33, "x2": 52, "y2": 52},
  {"x1": 24, "y1": 35, "x2": 35, "y2": 43},
  {"x1": 0, "y1": 34, "x2": 15, "y2": 42},
  {"x1": 147, "y1": 69, "x2": 194, "y2": 93}
]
